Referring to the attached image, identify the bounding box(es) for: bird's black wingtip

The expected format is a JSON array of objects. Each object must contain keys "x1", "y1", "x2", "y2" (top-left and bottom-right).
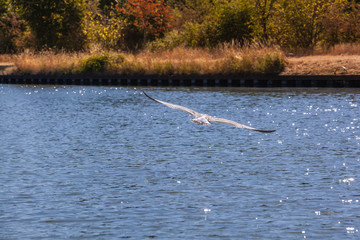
[
  {"x1": 255, "y1": 129, "x2": 276, "y2": 133},
  {"x1": 142, "y1": 91, "x2": 159, "y2": 103},
  {"x1": 142, "y1": 91, "x2": 151, "y2": 99}
]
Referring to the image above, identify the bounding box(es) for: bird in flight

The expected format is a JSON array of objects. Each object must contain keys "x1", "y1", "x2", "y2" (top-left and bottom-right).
[{"x1": 143, "y1": 91, "x2": 275, "y2": 133}]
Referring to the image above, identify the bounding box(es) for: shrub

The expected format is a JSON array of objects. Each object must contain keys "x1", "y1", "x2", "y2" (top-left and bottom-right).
[
  {"x1": 179, "y1": 22, "x2": 204, "y2": 48},
  {"x1": 146, "y1": 30, "x2": 183, "y2": 51},
  {"x1": 79, "y1": 53, "x2": 124, "y2": 73},
  {"x1": 256, "y1": 53, "x2": 286, "y2": 75},
  {"x1": 222, "y1": 55, "x2": 254, "y2": 75}
]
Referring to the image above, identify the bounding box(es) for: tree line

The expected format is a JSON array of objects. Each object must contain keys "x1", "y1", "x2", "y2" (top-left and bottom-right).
[{"x1": 0, "y1": 0, "x2": 359, "y2": 53}]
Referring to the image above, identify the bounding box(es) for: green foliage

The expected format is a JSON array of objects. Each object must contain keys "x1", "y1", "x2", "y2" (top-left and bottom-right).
[
  {"x1": 0, "y1": 0, "x2": 8, "y2": 15},
  {"x1": 215, "y1": 1, "x2": 254, "y2": 45},
  {"x1": 151, "y1": 0, "x2": 360, "y2": 50},
  {"x1": 180, "y1": 21, "x2": 208, "y2": 47},
  {"x1": 14, "y1": 0, "x2": 86, "y2": 51},
  {"x1": 154, "y1": 0, "x2": 217, "y2": 48},
  {"x1": 150, "y1": 0, "x2": 254, "y2": 48},
  {"x1": 81, "y1": 54, "x2": 109, "y2": 73},
  {"x1": 1, "y1": 0, "x2": 360, "y2": 53},
  {"x1": 270, "y1": 0, "x2": 335, "y2": 50},
  {"x1": 84, "y1": 2, "x2": 125, "y2": 50},
  {"x1": 0, "y1": 1, "x2": 28, "y2": 53},
  {"x1": 148, "y1": 21, "x2": 209, "y2": 49},
  {"x1": 256, "y1": 53, "x2": 286, "y2": 75},
  {"x1": 79, "y1": 52, "x2": 125, "y2": 73},
  {"x1": 146, "y1": 29, "x2": 183, "y2": 50},
  {"x1": 99, "y1": 0, "x2": 119, "y2": 10}
]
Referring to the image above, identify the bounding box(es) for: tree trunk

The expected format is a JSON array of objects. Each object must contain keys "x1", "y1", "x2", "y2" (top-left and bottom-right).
[{"x1": 143, "y1": 28, "x2": 147, "y2": 46}]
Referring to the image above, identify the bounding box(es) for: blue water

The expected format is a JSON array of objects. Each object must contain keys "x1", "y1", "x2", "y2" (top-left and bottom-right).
[{"x1": 0, "y1": 85, "x2": 360, "y2": 239}]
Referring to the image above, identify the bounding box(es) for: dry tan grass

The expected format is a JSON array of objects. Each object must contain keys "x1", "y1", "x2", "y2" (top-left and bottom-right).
[
  {"x1": 314, "y1": 43, "x2": 360, "y2": 55},
  {"x1": 1, "y1": 45, "x2": 285, "y2": 75},
  {"x1": 119, "y1": 45, "x2": 285, "y2": 75},
  {"x1": 123, "y1": 48, "x2": 220, "y2": 75},
  {"x1": 279, "y1": 43, "x2": 360, "y2": 75},
  {"x1": 286, "y1": 43, "x2": 360, "y2": 56},
  {"x1": 284, "y1": 55, "x2": 360, "y2": 75},
  {"x1": 0, "y1": 54, "x2": 13, "y2": 62},
  {"x1": 12, "y1": 51, "x2": 87, "y2": 75},
  {"x1": 2, "y1": 43, "x2": 360, "y2": 76}
]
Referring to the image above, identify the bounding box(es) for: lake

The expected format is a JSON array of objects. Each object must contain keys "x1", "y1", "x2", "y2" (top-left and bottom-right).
[{"x1": 0, "y1": 85, "x2": 359, "y2": 239}]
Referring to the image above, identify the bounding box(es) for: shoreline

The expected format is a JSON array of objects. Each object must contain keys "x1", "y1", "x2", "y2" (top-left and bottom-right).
[
  {"x1": 2, "y1": 54, "x2": 360, "y2": 88},
  {"x1": 283, "y1": 55, "x2": 360, "y2": 75},
  {"x1": 1, "y1": 74, "x2": 360, "y2": 88}
]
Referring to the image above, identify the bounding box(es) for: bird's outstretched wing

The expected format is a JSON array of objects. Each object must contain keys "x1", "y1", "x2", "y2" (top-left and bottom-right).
[
  {"x1": 143, "y1": 91, "x2": 276, "y2": 133},
  {"x1": 208, "y1": 116, "x2": 276, "y2": 133},
  {"x1": 143, "y1": 91, "x2": 199, "y2": 117}
]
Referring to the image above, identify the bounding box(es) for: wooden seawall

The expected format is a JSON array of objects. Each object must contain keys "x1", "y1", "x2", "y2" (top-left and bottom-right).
[{"x1": 1, "y1": 75, "x2": 360, "y2": 88}]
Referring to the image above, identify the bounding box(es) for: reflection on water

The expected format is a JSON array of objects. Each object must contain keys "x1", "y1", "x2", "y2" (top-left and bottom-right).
[{"x1": 0, "y1": 85, "x2": 360, "y2": 239}]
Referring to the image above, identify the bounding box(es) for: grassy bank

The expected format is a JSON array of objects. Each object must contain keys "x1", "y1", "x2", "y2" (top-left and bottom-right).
[
  {"x1": 0, "y1": 45, "x2": 286, "y2": 76},
  {"x1": 2, "y1": 43, "x2": 360, "y2": 76},
  {"x1": 282, "y1": 43, "x2": 360, "y2": 75}
]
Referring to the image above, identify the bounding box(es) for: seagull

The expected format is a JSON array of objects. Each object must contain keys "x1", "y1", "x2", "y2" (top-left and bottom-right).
[{"x1": 143, "y1": 91, "x2": 275, "y2": 133}]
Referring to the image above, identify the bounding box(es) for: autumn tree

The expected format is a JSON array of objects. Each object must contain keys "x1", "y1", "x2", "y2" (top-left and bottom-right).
[
  {"x1": 270, "y1": 0, "x2": 336, "y2": 50},
  {"x1": 0, "y1": 0, "x2": 27, "y2": 53},
  {"x1": 252, "y1": 0, "x2": 277, "y2": 41},
  {"x1": 340, "y1": 0, "x2": 360, "y2": 43},
  {"x1": 0, "y1": 0, "x2": 8, "y2": 15},
  {"x1": 118, "y1": 0, "x2": 174, "y2": 45},
  {"x1": 216, "y1": 0, "x2": 254, "y2": 45},
  {"x1": 14, "y1": 0, "x2": 86, "y2": 51},
  {"x1": 321, "y1": 0, "x2": 360, "y2": 45},
  {"x1": 84, "y1": 1, "x2": 125, "y2": 50}
]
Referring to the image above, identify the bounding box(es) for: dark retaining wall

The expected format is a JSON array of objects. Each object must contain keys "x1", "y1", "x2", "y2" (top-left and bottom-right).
[{"x1": 1, "y1": 75, "x2": 360, "y2": 87}]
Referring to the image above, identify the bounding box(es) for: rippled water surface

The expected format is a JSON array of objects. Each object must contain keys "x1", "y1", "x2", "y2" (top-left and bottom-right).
[{"x1": 1, "y1": 85, "x2": 360, "y2": 239}]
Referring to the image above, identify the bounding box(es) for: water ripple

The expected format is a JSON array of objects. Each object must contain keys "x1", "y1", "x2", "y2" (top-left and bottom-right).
[{"x1": 0, "y1": 85, "x2": 360, "y2": 239}]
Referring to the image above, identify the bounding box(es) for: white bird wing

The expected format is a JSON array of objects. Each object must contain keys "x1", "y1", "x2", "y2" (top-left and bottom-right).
[
  {"x1": 143, "y1": 91, "x2": 200, "y2": 117},
  {"x1": 207, "y1": 116, "x2": 276, "y2": 133}
]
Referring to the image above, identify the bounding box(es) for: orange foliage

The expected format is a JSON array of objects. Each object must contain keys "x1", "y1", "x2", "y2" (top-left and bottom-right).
[{"x1": 118, "y1": 0, "x2": 174, "y2": 40}]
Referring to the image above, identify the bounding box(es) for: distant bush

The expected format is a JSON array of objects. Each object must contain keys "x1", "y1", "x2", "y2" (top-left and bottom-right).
[
  {"x1": 146, "y1": 30, "x2": 183, "y2": 51},
  {"x1": 220, "y1": 48, "x2": 287, "y2": 76},
  {"x1": 79, "y1": 53, "x2": 125, "y2": 73},
  {"x1": 256, "y1": 53, "x2": 286, "y2": 75}
]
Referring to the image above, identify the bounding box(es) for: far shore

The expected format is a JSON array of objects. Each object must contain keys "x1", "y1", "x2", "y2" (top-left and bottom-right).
[
  {"x1": 282, "y1": 55, "x2": 360, "y2": 75},
  {"x1": 1, "y1": 53, "x2": 360, "y2": 77}
]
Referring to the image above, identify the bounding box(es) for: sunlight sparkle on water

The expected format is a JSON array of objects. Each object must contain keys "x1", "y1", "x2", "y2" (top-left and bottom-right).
[
  {"x1": 1, "y1": 86, "x2": 360, "y2": 239},
  {"x1": 340, "y1": 177, "x2": 355, "y2": 184},
  {"x1": 346, "y1": 227, "x2": 359, "y2": 234}
]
